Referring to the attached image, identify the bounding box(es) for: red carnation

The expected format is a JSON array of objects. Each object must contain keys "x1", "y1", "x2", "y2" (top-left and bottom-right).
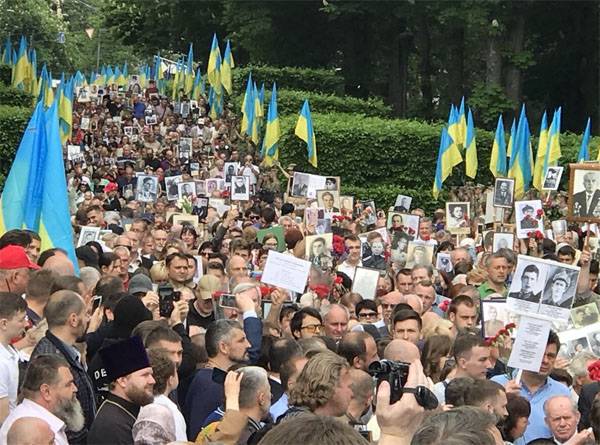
[
  {"x1": 536, "y1": 209, "x2": 544, "y2": 219},
  {"x1": 588, "y1": 360, "x2": 600, "y2": 381},
  {"x1": 505, "y1": 323, "x2": 516, "y2": 330}
]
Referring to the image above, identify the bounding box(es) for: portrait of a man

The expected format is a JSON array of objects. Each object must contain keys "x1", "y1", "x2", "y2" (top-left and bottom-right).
[
  {"x1": 318, "y1": 190, "x2": 340, "y2": 212},
  {"x1": 493, "y1": 178, "x2": 514, "y2": 207},
  {"x1": 541, "y1": 269, "x2": 576, "y2": 309},
  {"x1": 508, "y1": 264, "x2": 541, "y2": 303},
  {"x1": 573, "y1": 170, "x2": 600, "y2": 218},
  {"x1": 542, "y1": 167, "x2": 563, "y2": 191},
  {"x1": 136, "y1": 176, "x2": 157, "y2": 202}
]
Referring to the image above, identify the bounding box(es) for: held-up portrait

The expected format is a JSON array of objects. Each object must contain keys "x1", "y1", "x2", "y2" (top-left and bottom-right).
[
  {"x1": 569, "y1": 164, "x2": 600, "y2": 222},
  {"x1": 542, "y1": 166, "x2": 563, "y2": 191},
  {"x1": 445, "y1": 202, "x2": 470, "y2": 234},
  {"x1": 493, "y1": 178, "x2": 514, "y2": 208}
]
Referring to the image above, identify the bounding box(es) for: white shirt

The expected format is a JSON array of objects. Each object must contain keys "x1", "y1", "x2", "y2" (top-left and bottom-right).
[
  {"x1": 0, "y1": 343, "x2": 19, "y2": 413},
  {"x1": 337, "y1": 260, "x2": 361, "y2": 280},
  {"x1": 154, "y1": 395, "x2": 187, "y2": 441},
  {"x1": 0, "y1": 398, "x2": 68, "y2": 445}
]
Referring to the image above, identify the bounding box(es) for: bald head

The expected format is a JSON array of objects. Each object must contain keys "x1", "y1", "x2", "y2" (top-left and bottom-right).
[
  {"x1": 384, "y1": 339, "x2": 421, "y2": 363},
  {"x1": 42, "y1": 251, "x2": 74, "y2": 276},
  {"x1": 402, "y1": 294, "x2": 424, "y2": 315},
  {"x1": 228, "y1": 255, "x2": 248, "y2": 280},
  {"x1": 7, "y1": 417, "x2": 54, "y2": 445}
]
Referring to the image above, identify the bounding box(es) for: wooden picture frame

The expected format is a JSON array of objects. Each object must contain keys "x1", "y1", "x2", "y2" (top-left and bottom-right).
[{"x1": 568, "y1": 163, "x2": 600, "y2": 223}]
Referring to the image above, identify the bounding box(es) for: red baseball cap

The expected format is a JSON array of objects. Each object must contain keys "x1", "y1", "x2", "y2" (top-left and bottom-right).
[{"x1": 0, "y1": 245, "x2": 41, "y2": 270}]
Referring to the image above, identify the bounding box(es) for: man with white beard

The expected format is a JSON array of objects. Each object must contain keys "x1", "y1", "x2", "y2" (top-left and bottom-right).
[
  {"x1": 0, "y1": 355, "x2": 85, "y2": 445},
  {"x1": 88, "y1": 336, "x2": 155, "y2": 444}
]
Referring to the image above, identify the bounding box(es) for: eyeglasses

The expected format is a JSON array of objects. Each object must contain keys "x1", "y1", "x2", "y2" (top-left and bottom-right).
[
  {"x1": 300, "y1": 324, "x2": 322, "y2": 333},
  {"x1": 249, "y1": 215, "x2": 260, "y2": 221},
  {"x1": 381, "y1": 303, "x2": 396, "y2": 310},
  {"x1": 358, "y1": 311, "x2": 378, "y2": 319}
]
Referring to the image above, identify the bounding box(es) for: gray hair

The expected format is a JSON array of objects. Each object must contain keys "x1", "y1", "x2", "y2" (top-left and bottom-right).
[
  {"x1": 411, "y1": 406, "x2": 496, "y2": 445},
  {"x1": 44, "y1": 290, "x2": 85, "y2": 329},
  {"x1": 543, "y1": 395, "x2": 578, "y2": 417},
  {"x1": 238, "y1": 366, "x2": 269, "y2": 409},
  {"x1": 80, "y1": 266, "x2": 101, "y2": 293},
  {"x1": 321, "y1": 303, "x2": 349, "y2": 321},
  {"x1": 412, "y1": 264, "x2": 434, "y2": 277},
  {"x1": 205, "y1": 319, "x2": 242, "y2": 358},
  {"x1": 569, "y1": 351, "x2": 598, "y2": 378}
]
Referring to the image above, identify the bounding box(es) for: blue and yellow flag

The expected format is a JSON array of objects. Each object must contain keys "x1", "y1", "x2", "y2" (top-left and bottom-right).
[
  {"x1": 1, "y1": 37, "x2": 11, "y2": 66},
  {"x1": 507, "y1": 118, "x2": 516, "y2": 158},
  {"x1": 490, "y1": 115, "x2": 507, "y2": 178},
  {"x1": 532, "y1": 111, "x2": 549, "y2": 191},
  {"x1": 12, "y1": 36, "x2": 29, "y2": 91},
  {"x1": 0, "y1": 100, "x2": 77, "y2": 269},
  {"x1": 295, "y1": 100, "x2": 317, "y2": 168},
  {"x1": 207, "y1": 33, "x2": 222, "y2": 90},
  {"x1": 508, "y1": 105, "x2": 532, "y2": 198},
  {"x1": 185, "y1": 44, "x2": 194, "y2": 96},
  {"x1": 579, "y1": 118, "x2": 591, "y2": 162},
  {"x1": 222, "y1": 40, "x2": 234, "y2": 95},
  {"x1": 191, "y1": 68, "x2": 203, "y2": 100},
  {"x1": 432, "y1": 127, "x2": 455, "y2": 199},
  {"x1": 545, "y1": 107, "x2": 562, "y2": 168},
  {"x1": 457, "y1": 97, "x2": 467, "y2": 149},
  {"x1": 465, "y1": 108, "x2": 477, "y2": 178},
  {"x1": 262, "y1": 83, "x2": 281, "y2": 166},
  {"x1": 58, "y1": 77, "x2": 73, "y2": 145},
  {"x1": 240, "y1": 73, "x2": 254, "y2": 137}
]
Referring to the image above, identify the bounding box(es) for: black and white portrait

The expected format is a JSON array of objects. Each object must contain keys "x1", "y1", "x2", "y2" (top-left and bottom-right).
[
  {"x1": 542, "y1": 166, "x2": 563, "y2": 191},
  {"x1": 493, "y1": 178, "x2": 515, "y2": 208},
  {"x1": 324, "y1": 176, "x2": 339, "y2": 191},
  {"x1": 515, "y1": 200, "x2": 544, "y2": 239},
  {"x1": 405, "y1": 242, "x2": 433, "y2": 268},
  {"x1": 206, "y1": 178, "x2": 224, "y2": 195},
  {"x1": 145, "y1": 114, "x2": 158, "y2": 126},
  {"x1": 493, "y1": 233, "x2": 514, "y2": 253},
  {"x1": 394, "y1": 194, "x2": 412, "y2": 213},
  {"x1": 231, "y1": 176, "x2": 250, "y2": 201},
  {"x1": 552, "y1": 220, "x2": 568, "y2": 238},
  {"x1": 179, "y1": 138, "x2": 192, "y2": 159},
  {"x1": 340, "y1": 196, "x2": 354, "y2": 213},
  {"x1": 194, "y1": 180, "x2": 206, "y2": 197},
  {"x1": 436, "y1": 252, "x2": 453, "y2": 274},
  {"x1": 165, "y1": 175, "x2": 183, "y2": 201},
  {"x1": 588, "y1": 332, "x2": 600, "y2": 356},
  {"x1": 224, "y1": 162, "x2": 240, "y2": 185},
  {"x1": 193, "y1": 197, "x2": 209, "y2": 220},
  {"x1": 540, "y1": 266, "x2": 579, "y2": 309},
  {"x1": 135, "y1": 175, "x2": 158, "y2": 202},
  {"x1": 359, "y1": 200, "x2": 377, "y2": 226},
  {"x1": 317, "y1": 190, "x2": 340, "y2": 213},
  {"x1": 178, "y1": 181, "x2": 196, "y2": 201},
  {"x1": 445, "y1": 202, "x2": 470, "y2": 234},
  {"x1": 567, "y1": 337, "x2": 590, "y2": 358},
  {"x1": 507, "y1": 258, "x2": 545, "y2": 305},
  {"x1": 291, "y1": 172, "x2": 310, "y2": 197},
  {"x1": 481, "y1": 301, "x2": 510, "y2": 339},
  {"x1": 305, "y1": 233, "x2": 333, "y2": 270},
  {"x1": 315, "y1": 218, "x2": 332, "y2": 235},
  {"x1": 571, "y1": 303, "x2": 600, "y2": 328},
  {"x1": 77, "y1": 226, "x2": 100, "y2": 247},
  {"x1": 570, "y1": 166, "x2": 600, "y2": 220}
]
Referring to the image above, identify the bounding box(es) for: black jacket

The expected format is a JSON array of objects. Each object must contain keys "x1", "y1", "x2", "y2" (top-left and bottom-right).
[{"x1": 88, "y1": 392, "x2": 140, "y2": 445}]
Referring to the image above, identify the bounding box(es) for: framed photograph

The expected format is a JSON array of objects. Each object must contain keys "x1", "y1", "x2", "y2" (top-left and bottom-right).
[
  {"x1": 351, "y1": 267, "x2": 381, "y2": 300},
  {"x1": 304, "y1": 208, "x2": 323, "y2": 227},
  {"x1": 224, "y1": 162, "x2": 240, "y2": 185},
  {"x1": 315, "y1": 218, "x2": 332, "y2": 235},
  {"x1": 493, "y1": 178, "x2": 515, "y2": 208},
  {"x1": 481, "y1": 300, "x2": 510, "y2": 338},
  {"x1": 436, "y1": 252, "x2": 453, "y2": 274},
  {"x1": 542, "y1": 166, "x2": 564, "y2": 191},
  {"x1": 194, "y1": 180, "x2": 206, "y2": 197},
  {"x1": 394, "y1": 195, "x2": 412, "y2": 213},
  {"x1": 507, "y1": 255, "x2": 580, "y2": 322},
  {"x1": 552, "y1": 220, "x2": 568, "y2": 238},
  {"x1": 80, "y1": 117, "x2": 90, "y2": 130},
  {"x1": 123, "y1": 126, "x2": 134, "y2": 137},
  {"x1": 145, "y1": 115, "x2": 158, "y2": 126},
  {"x1": 177, "y1": 181, "x2": 196, "y2": 201},
  {"x1": 571, "y1": 303, "x2": 600, "y2": 328},
  {"x1": 172, "y1": 213, "x2": 199, "y2": 228},
  {"x1": 339, "y1": 196, "x2": 354, "y2": 214},
  {"x1": 493, "y1": 232, "x2": 514, "y2": 253},
  {"x1": 324, "y1": 176, "x2": 340, "y2": 192},
  {"x1": 305, "y1": 233, "x2": 334, "y2": 270},
  {"x1": 485, "y1": 190, "x2": 504, "y2": 224},
  {"x1": 192, "y1": 196, "x2": 209, "y2": 220},
  {"x1": 316, "y1": 190, "x2": 340, "y2": 213},
  {"x1": 588, "y1": 331, "x2": 600, "y2": 356},
  {"x1": 231, "y1": 176, "x2": 250, "y2": 201},
  {"x1": 206, "y1": 178, "x2": 224, "y2": 195},
  {"x1": 405, "y1": 242, "x2": 434, "y2": 268},
  {"x1": 165, "y1": 175, "x2": 183, "y2": 201},
  {"x1": 135, "y1": 175, "x2": 158, "y2": 203},
  {"x1": 179, "y1": 138, "x2": 192, "y2": 159},
  {"x1": 569, "y1": 163, "x2": 600, "y2": 222},
  {"x1": 357, "y1": 200, "x2": 377, "y2": 226},
  {"x1": 77, "y1": 226, "x2": 100, "y2": 247},
  {"x1": 445, "y1": 202, "x2": 470, "y2": 234},
  {"x1": 515, "y1": 200, "x2": 544, "y2": 238},
  {"x1": 291, "y1": 172, "x2": 310, "y2": 198}
]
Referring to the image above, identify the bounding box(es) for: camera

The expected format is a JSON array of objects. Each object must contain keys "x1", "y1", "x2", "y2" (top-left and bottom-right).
[
  {"x1": 368, "y1": 360, "x2": 409, "y2": 404},
  {"x1": 158, "y1": 284, "x2": 182, "y2": 318}
]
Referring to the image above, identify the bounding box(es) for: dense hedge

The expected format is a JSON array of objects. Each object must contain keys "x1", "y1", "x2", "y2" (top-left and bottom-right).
[
  {"x1": 234, "y1": 65, "x2": 344, "y2": 95},
  {"x1": 0, "y1": 66, "x2": 10, "y2": 86},
  {"x1": 277, "y1": 112, "x2": 598, "y2": 212},
  {"x1": 232, "y1": 88, "x2": 392, "y2": 118},
  {"x1": 0, "y1": 85, "x2": 32, "y2": 107},
  {"x1": 0, "y1": 105, "x2": 32, "y2": 188}
]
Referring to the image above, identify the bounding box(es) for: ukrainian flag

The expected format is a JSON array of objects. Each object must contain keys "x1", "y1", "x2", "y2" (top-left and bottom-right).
[
  {"x1": 432, "y1": 127, "x2": 453, "y2": 199},
  {"x1": 489, "y1": 115, "x2": 507, "y2": 178},
  {"x1": 546, "y1": 107, "x2": 562, "y2": 166},
  {"x1": 185, "y1": 44, "x2": 194, "y2": 96},
  {"x1": 508, "y1": 105, "x2": 532, "y2": 198},
  {"x1": 579, "y1": 118, "x2": 591, "y2": 162},
  {"x1": 1, "y1": 37, "x2": 11, "y2": 66},
  {"x1": 457, "y1": 97, "x2": 467, "y2": 149},
  {"x1": 507, "y1": 118, "x2": 516, "y2": 158},
  {"x1": 58, "y1": 78, "x2": 73, "y2": 145},
  {"x1": 262, "y1": 83, "x2": 281, "y2": 166},
  {"x1": 12, "y1": 36, "x2": 29, "y2": 91},
  {"x1": 0, "y1": 100, "x2": 77, "y2": 269},
  {"x1": 207, "y1": 33, "x2": 222, "y2": 90},
  {"x1": 295, "y1": 100, "x2": 317, "y2": 168},
  {"x1": 222, "y1": 40, "x2": 234, "y2": 95},
  {"x1": 191, "y1": 68, "x2": 203, "y2": 100},
  {"x1": 240, "y1": 73, "x2": 254, "y2": 137},
  {"x1": 465, "y1": 108, "x2": 477, "y2": 178},
  {"x1": 532, "y1": 111, "x2": 549, "y2": 191}
]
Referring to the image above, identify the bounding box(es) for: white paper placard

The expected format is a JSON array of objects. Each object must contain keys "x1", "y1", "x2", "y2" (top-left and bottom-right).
[
  {"x1": 261, "y1": 251, "x2": 311, "y2": 294},
  {"x1": 351, "y1": 267, "x2": 381, "y2": 300},
  {"x1": 507, "y1": 315, "x2": 552, "y2": 372}
]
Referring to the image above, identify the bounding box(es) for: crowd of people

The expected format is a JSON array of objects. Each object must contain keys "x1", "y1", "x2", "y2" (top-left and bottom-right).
[{"x1": 1, "y1": 79, "x2": 600, "y2": 445}]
